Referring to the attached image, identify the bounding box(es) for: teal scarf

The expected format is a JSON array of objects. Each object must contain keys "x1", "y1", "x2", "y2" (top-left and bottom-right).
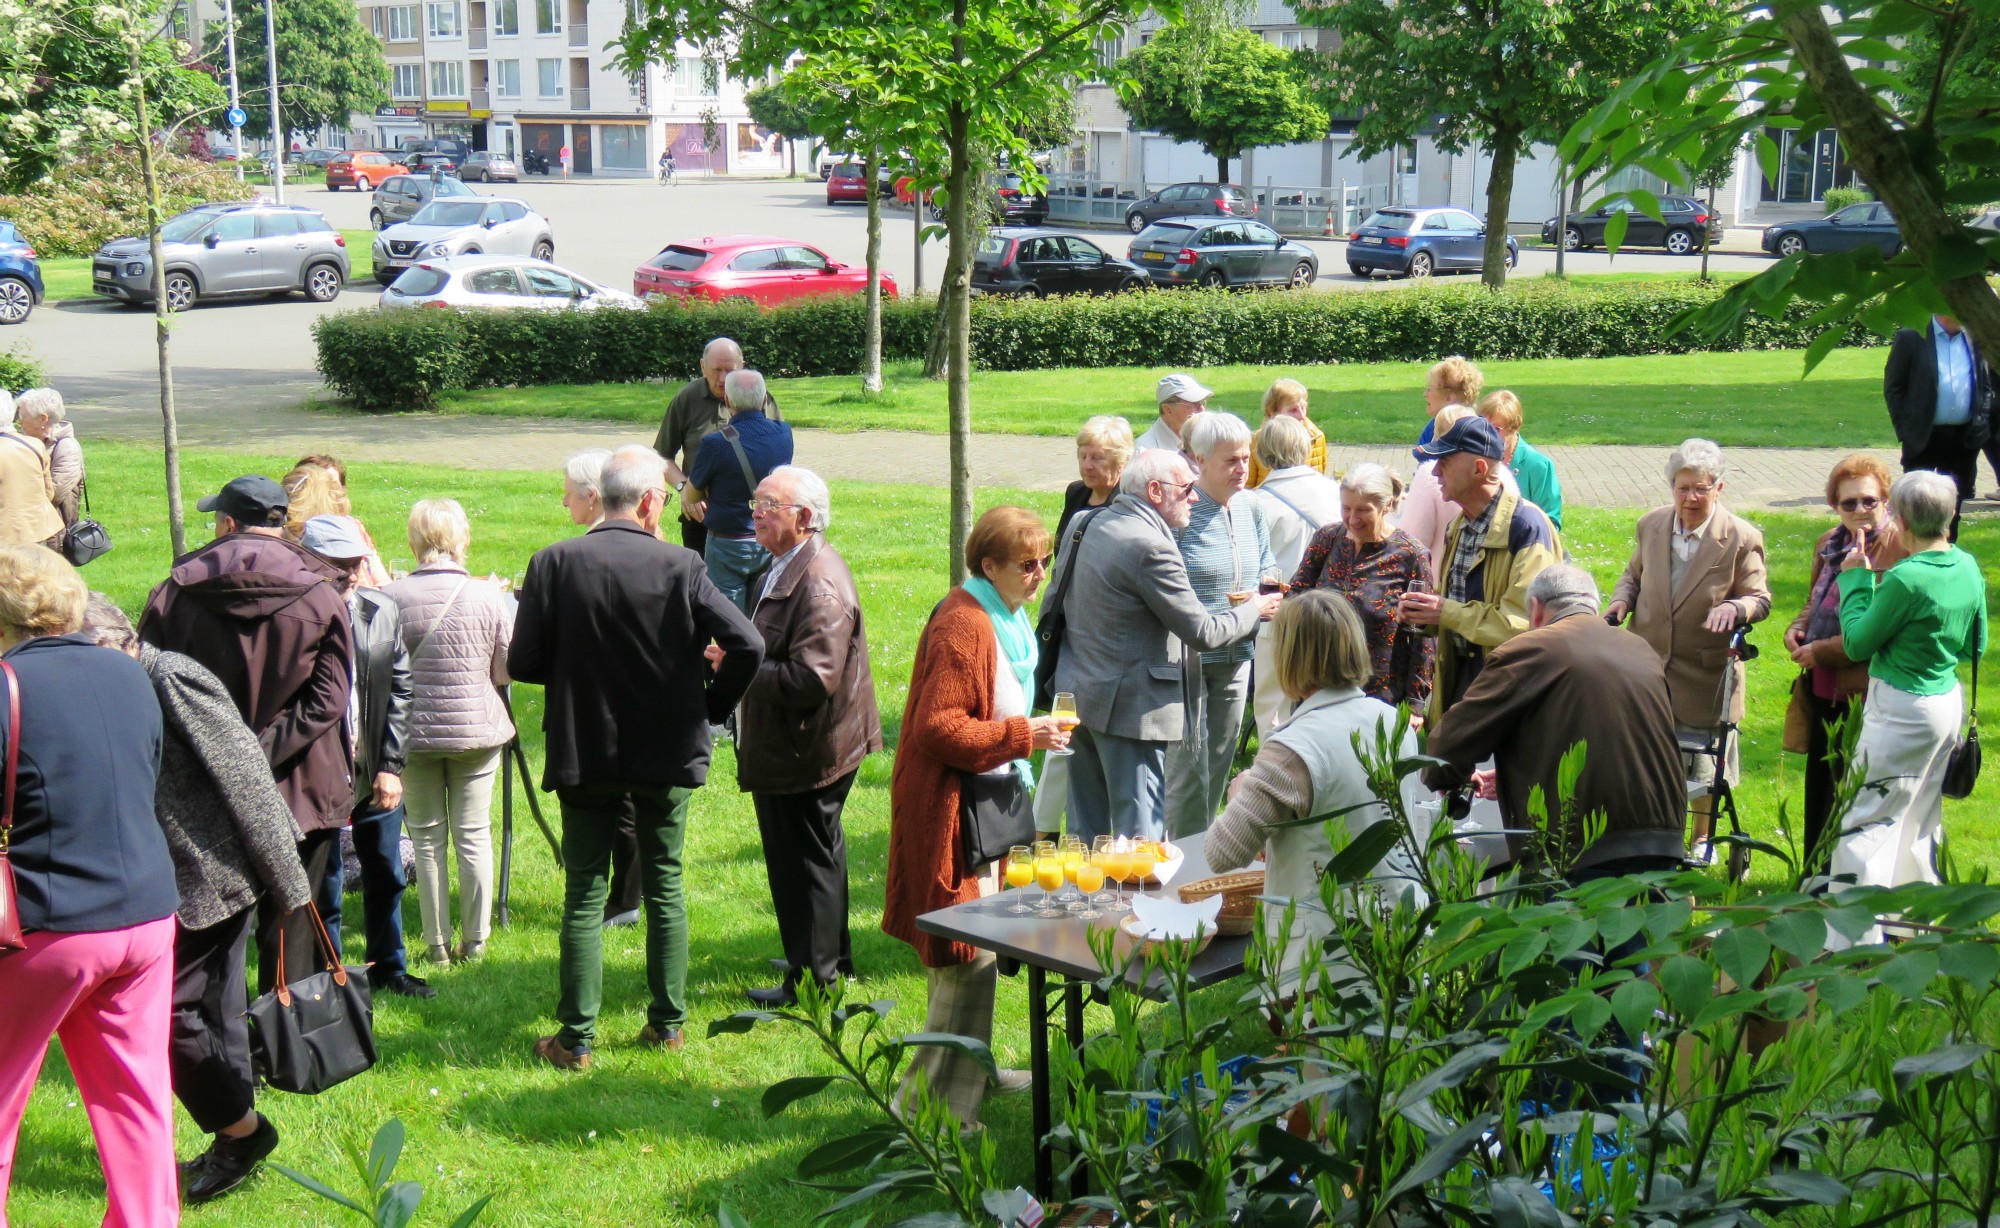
[{"x1": 963, "y1": 576, "x2": 1038, "y2": 785}]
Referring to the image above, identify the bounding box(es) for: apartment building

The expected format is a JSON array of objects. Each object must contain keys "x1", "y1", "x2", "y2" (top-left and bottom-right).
[{"x1": 357, "y1": 0, "x2": 774, "y2": 175}]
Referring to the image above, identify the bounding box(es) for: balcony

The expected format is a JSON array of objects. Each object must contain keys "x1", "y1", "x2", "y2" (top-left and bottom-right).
[
  {"x1": 469, "y1": 26, "x2": 486, "y2": 48},
  {"x1": 567, "y1": 21, "x2": 587, "y2": 47},
  {"x1": 470, "y1": 87, "x2": 490, "y2": 109},
  {"x1": 569, "y1": 86, "x2": 589, "y2": 111}
]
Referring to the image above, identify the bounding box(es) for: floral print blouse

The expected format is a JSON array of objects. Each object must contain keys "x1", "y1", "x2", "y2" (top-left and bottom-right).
[{"x1": 1287, "y1": 524, "x2": 1435, "y2": 710}]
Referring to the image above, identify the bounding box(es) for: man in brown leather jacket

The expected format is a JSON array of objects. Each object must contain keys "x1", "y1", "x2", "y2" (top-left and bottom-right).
[{"x1": 730, "y1": 465, "x2": 881, "y2": 1006}]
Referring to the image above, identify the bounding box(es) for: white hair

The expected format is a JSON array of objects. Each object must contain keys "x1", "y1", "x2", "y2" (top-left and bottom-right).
[
  {"x1": 563, "y1": 447, "x2": 612, "y2": 495},
  {"x1": 598, "y1": 445, "x2": 668, "y2": 514},
  {"x1": 1181, "y1": 411, "x2": 1251, "y2": 460},
  {"x1": 767, "y1": 464, "x2": 831, "y2": 531},
  {"x1": 723, "y1": 368, "x2": 768, "y2": 412},
  {"x1": 1527, "y1": 564, "x2": 1601, "y2": 619},
  {"x1": 13, "y1": 388, "x2": 64, "y2": 425},
  {"x1": 1665, "y1": 438, "x2": 1727, "y2": 486},
  {"x1": 1341, "y1": 462, "x2": 1405, "y2": 508},
  {"x1": 1121, "y1": 449, "x2": 1190, "y2": 497},
  {"x1": 1891, "y1": 469, "x2": 1961, "y2": 539}
]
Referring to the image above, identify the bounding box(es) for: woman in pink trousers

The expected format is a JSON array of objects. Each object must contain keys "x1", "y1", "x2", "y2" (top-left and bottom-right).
[{"x1": 0, "y1": 546, "x2": 181, "y2": 1228}]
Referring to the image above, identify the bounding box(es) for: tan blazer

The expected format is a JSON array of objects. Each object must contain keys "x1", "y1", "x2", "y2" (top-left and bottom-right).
[
  {"x1": 0, "y1": 429, "x2": 62, "y2": 547},
  {"x1": 1611, "y1": 505, "x2": 1772, "y2": 728}
]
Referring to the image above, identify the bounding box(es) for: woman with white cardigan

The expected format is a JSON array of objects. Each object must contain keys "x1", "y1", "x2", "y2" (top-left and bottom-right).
[
  {"x1": 385, "y1": 498, "x2": 516, "y2": 964},
  {"x1": 1249, "y1": 415, "x2": 1342, "y2": 739}
]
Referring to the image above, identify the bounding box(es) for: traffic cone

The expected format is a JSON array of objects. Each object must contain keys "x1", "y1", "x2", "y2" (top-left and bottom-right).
[{"x1": 1322, "y1": 210, "x2": 1337, "y2": 238}]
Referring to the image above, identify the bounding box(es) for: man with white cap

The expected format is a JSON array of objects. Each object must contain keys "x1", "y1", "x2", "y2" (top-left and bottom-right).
[{"x1": 1138, "y1": 373, "x2": 1211, "y2": 454}]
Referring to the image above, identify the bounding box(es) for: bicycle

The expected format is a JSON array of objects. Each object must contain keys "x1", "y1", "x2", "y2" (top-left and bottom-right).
[{"x1": 658, "y1": 161, "x2": 677, "y2": 186}]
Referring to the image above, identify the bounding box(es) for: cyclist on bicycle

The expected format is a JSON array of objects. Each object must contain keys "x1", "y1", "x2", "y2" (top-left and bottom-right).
[{"x1": 658, "y1": 149, "x2": 677, "y2": 184}]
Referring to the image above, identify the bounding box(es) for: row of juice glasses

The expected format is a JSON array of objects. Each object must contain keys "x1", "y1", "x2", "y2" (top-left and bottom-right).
[{"x1": 1002, "y1": 837, "x2": 1164, "y2": 920}]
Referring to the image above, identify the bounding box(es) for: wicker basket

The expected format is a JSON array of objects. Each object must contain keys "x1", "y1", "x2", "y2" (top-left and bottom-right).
[{"x1": 1177, "y1": 871, "x2": 1264, "y2": 937}]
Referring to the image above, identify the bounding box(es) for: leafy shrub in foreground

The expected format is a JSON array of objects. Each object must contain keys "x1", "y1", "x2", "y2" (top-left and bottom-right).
[
  {"x1": 0, "y1": 150, "x2": 256, "y2": 257},
  {"x1": 0, "y1": 347, "x2": 44, "y2": 392}
]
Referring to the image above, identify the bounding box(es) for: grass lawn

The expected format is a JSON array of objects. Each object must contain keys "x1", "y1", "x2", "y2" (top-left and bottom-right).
[
  {"x1": 17, "y1": 440, "x2": 1998, "y2": 1227},
  {"x1": 35, "y1": 230, "x2": 376, "y2": 305},
  {"x1": 436, "y1": 346, "x2": 1891, "y2": 448}
]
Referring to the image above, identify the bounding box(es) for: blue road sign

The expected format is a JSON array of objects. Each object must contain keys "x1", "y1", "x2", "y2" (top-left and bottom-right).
[{"x1": 226, "y1": 106, "x2": 247, "y2": 128}]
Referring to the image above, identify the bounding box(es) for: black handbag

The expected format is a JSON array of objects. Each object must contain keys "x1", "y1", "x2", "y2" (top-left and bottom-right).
[
  {"x1": 959, "y1": 767, "x2": 1036, "y2": 876},
  {"x1": 1031, "y1": 507, "x2": 1105, "y2": 713},
  {"x1": 61, "y1": 480, "x2": 111, "y2": 568},
  {"x1": 246, "y1": 902, "x2": 377, "y2": 1094},
  {"x1": 1944, "y1": 657, "x2": 1982, "y2": 801}
]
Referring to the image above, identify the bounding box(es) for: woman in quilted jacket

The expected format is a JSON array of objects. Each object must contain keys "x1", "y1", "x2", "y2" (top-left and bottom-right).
[{"x1": 384, "y1": 498, "x2": 515, "y2": 964}]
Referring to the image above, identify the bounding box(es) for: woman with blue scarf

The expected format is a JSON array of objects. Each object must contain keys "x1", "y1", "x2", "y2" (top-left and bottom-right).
[{"x1": 884, "y1": 506, "x2": 1071, "y2": 1128}]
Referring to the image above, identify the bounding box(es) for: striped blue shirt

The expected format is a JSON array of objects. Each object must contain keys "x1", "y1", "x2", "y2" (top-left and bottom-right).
[{"x1": 1175, "y1": 488, "x2": 1274, "y2": 665}]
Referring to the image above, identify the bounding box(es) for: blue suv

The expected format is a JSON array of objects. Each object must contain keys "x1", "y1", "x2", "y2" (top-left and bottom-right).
[
  {"x1": 1345, "y1": 206, "x2": 1518, "y2": 279},
  {"x1": 0, "y1": 220, "x2": 44, "y2": 325}
]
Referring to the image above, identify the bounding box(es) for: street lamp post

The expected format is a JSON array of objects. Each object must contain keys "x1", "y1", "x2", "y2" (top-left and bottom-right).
[
  {"x1": 262, "y1": 0, "x2": 283, "y2": 203},
  {"x1": 223, "y1": 0, "x2": 244, "y2": 180}
]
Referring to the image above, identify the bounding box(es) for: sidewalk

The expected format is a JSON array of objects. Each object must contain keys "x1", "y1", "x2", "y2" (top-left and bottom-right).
[{"x1": 74, "y1": 380, "x2": 1949, "y2": 514}]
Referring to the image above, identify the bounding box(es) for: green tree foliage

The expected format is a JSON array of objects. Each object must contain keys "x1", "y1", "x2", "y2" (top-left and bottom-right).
[
  {"x1": 1298, "y1": 0, "x2": 1724, "y2": 287},
  {"x1": 0, "y1": 0, "x2": 225, "y2": 192},
  {"x1": 0, "y1": 149, "x2": 253, "y2": 255},
  {"x1": 1117, "y1": 24, "x2": 1328, "y2": 187},
  {"x1": 1563, "y1": 0, "x2": 2000, "y2": 368},
  {"x1": 210, "y1": 0, "x2": 388, "y2": 140},
  {"x1": 743, "y1": 78, "x2": 817, "y2": 174}
]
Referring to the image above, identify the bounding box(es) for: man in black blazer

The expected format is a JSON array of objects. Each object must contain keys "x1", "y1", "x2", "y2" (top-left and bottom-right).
[
  {"x1": 1884, "y1": 314, "x2": 1993, "y2": 539},
  {"x1": 510, "y1": 445, "x2": 763, "y2": 1069}
]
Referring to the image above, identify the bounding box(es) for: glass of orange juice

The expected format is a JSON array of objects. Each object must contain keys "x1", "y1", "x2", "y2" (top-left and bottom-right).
[
  {"x1": 1072, "y1": 858, "x2": 1105, "y2": 918},
  {"x1": 1060, "y1": 837, "x2": 1089, "y2": 911},
  {"x1": 1091, "y1": 836, "x2": 1123, "y2": 911},
  {"x1": 1032, "y1": 849, "x2": 1067, "y2": 918},
  {"x1": 1004, "y1": 845, "x2": 1035, "y2": 914},
  {"x1": 1129, "y1": 841, "x2": 1160, "y2": 892}
]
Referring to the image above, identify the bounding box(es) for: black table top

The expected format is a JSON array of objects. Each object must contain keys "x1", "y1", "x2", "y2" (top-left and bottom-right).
[{"x1": 914, "y1": 843, "x2": 1252, "y2": 999}]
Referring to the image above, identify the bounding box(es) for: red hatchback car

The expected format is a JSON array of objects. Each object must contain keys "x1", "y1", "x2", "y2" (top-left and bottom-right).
[
  {"x1": 326, "y1": 150, "x2": 408, "y2": 191},
  {"x1": 632, "y1": 235, "x2": 897, "y2": 306},
  {"x1": 825, "y1": 163, "x2": 871, "y2": 205}
]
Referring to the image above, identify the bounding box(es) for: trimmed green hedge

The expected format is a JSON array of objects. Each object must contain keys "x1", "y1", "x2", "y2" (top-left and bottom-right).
[
  {"x1": 316, "y1": 280, "x2": 1880, "y2": 410},
  {"x1": 0, "y1": 347, "x2": 43, "y2": 392}
]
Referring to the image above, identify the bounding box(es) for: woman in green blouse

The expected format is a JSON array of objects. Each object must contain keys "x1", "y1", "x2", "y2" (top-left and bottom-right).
[{"x1": 1832, "y1": 470, "x2": 1987, "y2": 930}]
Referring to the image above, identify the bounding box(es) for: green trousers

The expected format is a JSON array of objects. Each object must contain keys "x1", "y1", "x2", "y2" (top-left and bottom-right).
[{"x1": 553, "y1": 781, "x2": 693, "y2": 1050}]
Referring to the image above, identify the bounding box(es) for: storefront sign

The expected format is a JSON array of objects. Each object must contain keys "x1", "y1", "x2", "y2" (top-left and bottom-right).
[{"x1": 375, "y1": 103, "x2": 420, "y2": 117}]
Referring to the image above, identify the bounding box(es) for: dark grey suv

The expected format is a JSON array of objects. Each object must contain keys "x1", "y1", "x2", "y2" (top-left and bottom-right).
[
  {"x1": 370, "y1": 173, "x2": 480, "y2": 230},
  {"x1": 92, "y1": 203, "x2": 350, "y2": 310},
  {"x1": 1123, "y1": 182, "x2": 1250, "y2": 234}
]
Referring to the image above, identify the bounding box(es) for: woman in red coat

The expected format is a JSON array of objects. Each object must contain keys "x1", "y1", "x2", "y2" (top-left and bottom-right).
[{"x1": 883, "y1": 506, "x2": 1070, "y2": 1127}]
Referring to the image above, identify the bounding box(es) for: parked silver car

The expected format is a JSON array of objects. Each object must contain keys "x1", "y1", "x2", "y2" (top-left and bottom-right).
[
  {"x1": 91, "y1": 202, "x2": 350, "y2": 310},
  {"x1": 371, "y1": 197, "x2": 554, "y2": 285},
  {"x1": 460, "y1": 152, "x2": 520, "y2": 183},
  {"x1": 379, "y1": 254, "x2": 638, "y2": 311},
  {"x1": 369, "y1": 172, "x2": 480, "y2": 230}
]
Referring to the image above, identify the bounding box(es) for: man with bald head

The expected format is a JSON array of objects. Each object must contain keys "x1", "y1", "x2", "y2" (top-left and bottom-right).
[{"x1": 653, "y1": 337, "x2": 783, "y2": 556}]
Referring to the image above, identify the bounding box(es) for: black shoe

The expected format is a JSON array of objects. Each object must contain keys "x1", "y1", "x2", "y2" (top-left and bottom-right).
[
  {"x1": 745, "y1": 985, "x2": 798, "y2": 1008},
  {"x1": 369, "y1": 969, "x2": 437, "y2": 999},
  {"x1": 183, "y1": 1115, "x2": 278, "y2": 1204},
  {"x1": 768, "y1": 957, "x2": 796, "y2": 976}
]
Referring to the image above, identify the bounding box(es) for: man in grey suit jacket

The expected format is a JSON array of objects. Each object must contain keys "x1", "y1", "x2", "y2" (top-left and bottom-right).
[
  {"x1": 1050, "y1": 450, "x2": 1278, "y2": 841},
  {"x1": 1884, "y1": 314, "x2": 1993, "y2": 538}
]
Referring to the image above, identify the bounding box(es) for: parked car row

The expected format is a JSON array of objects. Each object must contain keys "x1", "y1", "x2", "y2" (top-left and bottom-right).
[
  {"x1": 1539, "y1": 196, "x2": 1724, "y2": 254},
  {"x1": 1347, "y1": 207, "x2": 1517, "y2": 278},
  {"x1": 372, "y1": 198, "x2": 554, "y2": 285}
]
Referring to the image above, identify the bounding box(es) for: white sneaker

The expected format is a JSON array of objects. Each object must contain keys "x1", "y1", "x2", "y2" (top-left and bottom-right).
[
  {"x1": 990, "y1": 1068, "x2": 1032, "y2": 1095},
  {"x1": 604, "y1": 909, "x2": 641, "y2": 928},
  {"x1": 1687, "y1": 839, "x2": 1714, "y2": 867}
]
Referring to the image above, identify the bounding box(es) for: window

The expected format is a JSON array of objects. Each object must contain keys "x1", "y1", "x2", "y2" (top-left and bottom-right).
[
  {"x1": 386, "y1": 4, "x2": 420, "y2": 40},
  {"x1": 392, "y1": 63, "x2": 423, "y2": 98},
  {"x1": 1272, "y1": 29, "x2": 1307, "y2": 50},
  {"x1": 492, "y1": 0, "x2": 518, "y2": 34},
  {"x1": 210, "y1": 213, "x2": 256, "y2": 242},
  {"x1": 780, "y1": 246, "x2": 828, "y2": 271},
  {"x1": 430, "y1": 60, "x2": 466, "y2": 97},
  {"x1": 1061, "y1": 237, "x2": 1104, "y2": 262},
  {"x1": 1420, "y1": 214, "x2": 1452, "y2": 232},
  {"x1": 467, "y1": 267, "x2": 522, "y2": 295},
  {"x1": 258, "y1": 213, "x2": 305, "y2": 238},
  {"x1": 1244, "y1": 222, "x2": 1281, "y2": 244},
  {"x1": 427, "y1": 1, "x2": 460, "y2": 36},
  {"x1": 727, "y1": 247, "x2": 784, "y2": 272},
  {"x1": 498, "y1": 201, "x2": 528, "y2": 221},
  {"x1": 1444, "y1": 211, "x2": 1483, "y2": 231},
  {"x1": 534, "y1": 0, "x2": 560, "y2": 32},
  {"x1": 524, "y1": 266, "x2": 579, "y2": 297},
  {"x1": 673, "y1": 56, "x2": 719, "y2": 96},
  {"x1": 495, "y1": 59, "x2": 520, "y2": 96},
  {"x1": 1020, "y1": 238, "x2": 1057, "y2": 262},
  {"x1": 598, "y1": 124, "x2": 645, "y2": 170},
  {"x1": 1093, "y1": 32, "x2": 1124, "y2": 74},
  {"x1": 536, "y1": 58, "x2": 564, "y2": 97}
]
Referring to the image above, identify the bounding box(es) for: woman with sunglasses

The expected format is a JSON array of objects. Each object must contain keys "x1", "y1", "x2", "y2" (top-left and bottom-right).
[{"x1": 1783, "y1": 453, "x2": 1908, "y2": 863}]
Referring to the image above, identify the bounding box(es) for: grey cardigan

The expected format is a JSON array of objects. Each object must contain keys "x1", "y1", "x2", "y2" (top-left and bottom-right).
[{"x1": 141, "y1": 642, "x2": 311, "y2": 929}]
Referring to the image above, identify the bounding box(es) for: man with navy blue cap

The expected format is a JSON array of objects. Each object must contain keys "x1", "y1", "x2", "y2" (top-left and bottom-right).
[{"x1": 1397, "y1": 416, "x2": 1562, "y2": 726}]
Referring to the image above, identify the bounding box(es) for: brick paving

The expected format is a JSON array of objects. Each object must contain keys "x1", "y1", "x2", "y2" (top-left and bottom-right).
[{"x1": 73, "y1": 380, "x2": 1989, "y2": 515}]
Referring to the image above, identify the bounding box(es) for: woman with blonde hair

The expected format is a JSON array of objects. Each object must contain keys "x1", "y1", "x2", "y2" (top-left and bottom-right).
[
  {"x1": 384, "y1": 498, "x2": 516, "y2": 964},
  {"x1": 1247, "y1": 378, "x2": 1327, "y2": 487},
  {"x1": 283, "y1": 456, "x2": 390, "y2": 586}
]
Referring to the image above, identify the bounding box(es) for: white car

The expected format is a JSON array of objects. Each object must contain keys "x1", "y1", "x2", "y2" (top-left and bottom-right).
[
  {"x1": 379, "y1": 254, "x2": 641, "y2": 311},
  {"x1": 372, "y1": 197, "x2": 553, "y2": 285}
]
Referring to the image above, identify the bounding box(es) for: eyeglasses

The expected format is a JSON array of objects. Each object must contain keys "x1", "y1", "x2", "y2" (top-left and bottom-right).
[
  {"x1": 1013, "y1": 556, "x2": 1052, "y2": 577},
  {"x1": 1674, "y1": 484, "x2": 1717, "y2": 499},
  {"x1": 1154, "y1": 479, "x2": 1196, "y2": 499},
  {"x1": 751, "y1": 498, "x2": 804, "y2": 513},
  {"x1": 1838, "y1": 496, "x2": 1882, "y2": 513}
]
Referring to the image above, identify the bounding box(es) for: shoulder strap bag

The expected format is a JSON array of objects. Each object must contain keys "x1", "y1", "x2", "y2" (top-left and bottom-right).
[
  {"x1": 719, "y1": 423, "x2": 760, "y2": 494},
  {"x1": 1944, "y1": 660, "x2": 1976, "y2": 804},
  {"x1": 1031, "y1": 506, "x2": 1106, "y2": 714},
  {"x1": 916, "y1": 599, "x2": 1037, "y2": 876},
  {"x1": 1259, "y1": 480, "x2": 1324, "y2": 533},
  {"x1": 0, "y1": 660, "x2": 23, "y2": 951},
  {"x1": 62, "y1": 478, "x2": 113, "y2": 568},
  {"x1": 411, "y1": 575, "x2": 471, "y2": 660},
  {"x1": 246, "y1": 900, "x2": 377, "y2": 1094}
]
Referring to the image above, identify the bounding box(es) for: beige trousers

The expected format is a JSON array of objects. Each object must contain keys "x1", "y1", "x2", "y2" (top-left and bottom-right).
[{"x1": 403, "y1": 746, "x2": 504, "y2": 952}]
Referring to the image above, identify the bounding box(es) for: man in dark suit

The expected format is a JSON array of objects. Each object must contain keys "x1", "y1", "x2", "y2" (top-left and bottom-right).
[
  {"x1": 1885, "y1": 314, "x2": 1993, "y2": 539},
  {"x1": 510, "y1": 446, "x2": 763, "y2": 1069}
]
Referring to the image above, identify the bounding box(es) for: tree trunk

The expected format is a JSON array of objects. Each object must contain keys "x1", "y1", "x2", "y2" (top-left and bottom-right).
[
  {"x1": 863, "y1": 147, "x2": 884, "y2": 394},
  {"x1": 1700, "y1": 182, "x2": 1716, "y2": 282},
  {"x1": 1554, "y1": 161, "x2": 1567, "y2": 278},
  {"x1": 944, "y1": 0, "x2": 974, "y2": 583},
  {"x1": 1775, "y1": 2, "x2": 2000, "y2": 357},
  {"x1": 1479, "y1": 126, "x2": 1522, "y2": 289},
  {"x1": 923, "y1": 291, "x2": 949, "y2": 378},
  {"x1": 1216, "y1": 152, "x2": 1230, "y2": 186},
  {"x1": 131, "y1": 46, "x2": 186, "y2": 557}
]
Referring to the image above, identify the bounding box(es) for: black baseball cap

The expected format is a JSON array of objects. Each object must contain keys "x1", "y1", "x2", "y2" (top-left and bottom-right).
[
  {"x1": 196, "y1": 475, "x2": 289, "y2": 521},
  {"x1": 1412, "y1": 417, "x2": 1507, "y2": 464}
]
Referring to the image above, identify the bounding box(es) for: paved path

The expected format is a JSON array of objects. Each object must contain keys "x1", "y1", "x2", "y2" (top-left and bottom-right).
[{"x1": 73, "y1": 378, "x2": 1959, "y2": 514}]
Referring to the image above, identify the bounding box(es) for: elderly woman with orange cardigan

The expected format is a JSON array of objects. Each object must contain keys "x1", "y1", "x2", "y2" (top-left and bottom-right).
[{"x1": 883, "y1": 506, "x2": 1071, "y2": 1128}]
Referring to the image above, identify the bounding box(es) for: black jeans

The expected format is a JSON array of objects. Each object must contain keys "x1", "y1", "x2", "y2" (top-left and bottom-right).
[
  {"x1": 171, "y1": 906, "x2": 258, "y2": 1134},
  {"x1": 257, "y1": 827, "x2": 341, "y2": 996},
  {"x1": 1903, "y1": 424, "x2": 1978, "y2": 541},
  {"x1": 1801, "y1": 690, "x2": 1853, "y2": 871},
  {"x1": 349, "y1": 804, "x2": 410, "y2": 976},
  {"x1": 678, "y1": 515, "x2": 708, "y2": 558},
  {"x1": 753, "y1": 770, "x2": 858, "y2": 988}
]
